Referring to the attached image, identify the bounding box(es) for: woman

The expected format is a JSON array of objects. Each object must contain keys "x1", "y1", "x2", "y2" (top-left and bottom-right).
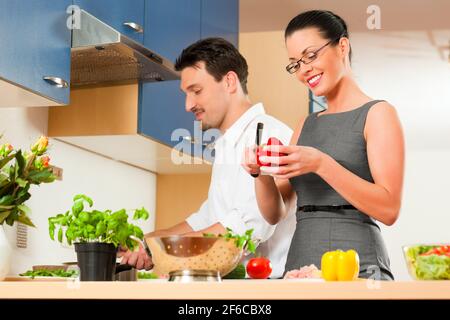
[{"x1": 243, "y1": 10, "x2": 404, "y2": 280}]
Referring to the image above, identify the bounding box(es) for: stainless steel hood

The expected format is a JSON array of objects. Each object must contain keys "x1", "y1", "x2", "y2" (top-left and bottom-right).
[{"x1": 71, "y1": 10, "x2": 179, "y2": 87}]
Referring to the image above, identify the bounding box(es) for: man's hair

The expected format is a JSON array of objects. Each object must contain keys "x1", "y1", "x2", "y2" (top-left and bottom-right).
[{"x1": 175, "y1": 37, "x2": 249, "y2": 94}]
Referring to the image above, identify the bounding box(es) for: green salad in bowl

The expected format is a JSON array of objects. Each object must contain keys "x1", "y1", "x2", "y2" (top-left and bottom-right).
[{"x1": 403, "y1": 245, "x2": 450, "y2": 280}]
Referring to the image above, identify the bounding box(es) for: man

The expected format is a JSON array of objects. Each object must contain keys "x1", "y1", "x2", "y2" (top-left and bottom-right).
[{"x1": 120, "y1": 37, "x2": 295, "y2": 278}]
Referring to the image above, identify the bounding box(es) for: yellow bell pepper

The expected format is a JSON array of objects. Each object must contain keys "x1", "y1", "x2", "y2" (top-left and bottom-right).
[{"x1": 321, "y1": 249, "x2": 360, "y2": 281}]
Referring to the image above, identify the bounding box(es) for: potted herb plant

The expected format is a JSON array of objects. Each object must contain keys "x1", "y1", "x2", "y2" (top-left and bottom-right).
[
  {"x1": 48, "y1": 194, "x2": 149, "y2": 281},
  {"x1": 0, "y1": 136, "x2": 56, "y2": 280}
]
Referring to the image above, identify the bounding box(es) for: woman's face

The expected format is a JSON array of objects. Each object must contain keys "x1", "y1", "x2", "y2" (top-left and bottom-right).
[{"x1": 285, "y1": 27, "x2": 349, "y2": 97}]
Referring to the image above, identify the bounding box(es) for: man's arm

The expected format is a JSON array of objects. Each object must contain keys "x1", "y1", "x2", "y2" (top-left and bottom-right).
[
  {"x1": 181, "y1": 222, "x2": 227, "y2": 237},
  {"x1": 144, "y1": 221, "x2": 194, "y2": 238}
]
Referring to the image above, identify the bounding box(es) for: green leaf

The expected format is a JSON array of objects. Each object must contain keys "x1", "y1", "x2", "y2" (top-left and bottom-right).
[
  {"x1": 245, "y1": 229, "x2": 254, "y2": 237},
  {"x1": 49, "y1": 223, "x2": 55, "y2": 241},
  {"x1": 95, "y1": 222, "x2": 106, "y2": 237},
  {"x1": 133, "y1": 207, "x2": 149, "y2": 220},
  {"x1": 17, "y1": 183, "x2": 30, "y2": 198},
  {"x1": 17, "y1": 204, "x2": 31, "y2": 216},
  {"x1": 73, "y1": 194, "x2": 93, "y2": 207},
  {"x1": 72, "y1": 200, "x2": 84, "y2": 217},
  {"x1": 133, "y1": 226, "x2": 143, "y2": 239},
  {"x1": 246, "y1": 240, "x2": 256, "y2": 254},
  {"x1": 236, "y1": 237, "x2": 245, "y2": 249},
  {"x1": 0, "y1": 183, "x2": 13, "y2": 198},
  {"x1": 58, "y1": 228, "x2": 63, "y2": 242},
  {"x1": 9, "y1": 164, "x2": 17, "y2": 181},
  {"x1": 15, "y1": 150, "x2": 25, "y2": 176},
  {"x1": 0, "y1": 195, "x2": 14, "y2": 206},
  {"x1": 17, "y1": 214, "x2": 35, "y2": 227},
  {"x1": 0, "y1": 173, "x2": 8, "y2": 184},
  {"x1": 78, "y1": 211, "x2": 90, "y2": 223},
  {"x1": 0, "y1": 210, "x2": 11, "y2": 224},
  {"x1": 27, "y1": 169, "x2": 54, "y2": 184},
  {"x1": 202, "y1": 233, "x2": 216, "y2": 238},
  {"x1": 0, "y1": 153, "x2": 15, "y2": 170},
  {"x1": 16, "y1": 178, "x2": 28, "y2": 188}
]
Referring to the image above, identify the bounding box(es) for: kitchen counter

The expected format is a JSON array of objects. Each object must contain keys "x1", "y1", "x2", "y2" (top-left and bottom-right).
[{"x1": 0, "y1": 279, "x2": 449, "y2": 300}]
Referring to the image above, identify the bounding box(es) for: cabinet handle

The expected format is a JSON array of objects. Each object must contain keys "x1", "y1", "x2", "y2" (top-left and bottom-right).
[
  {"x1": 43, "y1": 76, "x2": 69, "y2": 88},
  {"x1": 123, "y1": 22, "x2": 144, "y2": 33}
]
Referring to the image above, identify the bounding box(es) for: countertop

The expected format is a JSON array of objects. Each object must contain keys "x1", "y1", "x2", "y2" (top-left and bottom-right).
[{"x1": 1, "y1": 279, "x2": 449, "y2": 300}]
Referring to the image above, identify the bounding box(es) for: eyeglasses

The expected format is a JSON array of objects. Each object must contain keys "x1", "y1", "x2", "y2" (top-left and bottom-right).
[{"x1": 285, "y1": 39, "x2": 333, "y2": 74}]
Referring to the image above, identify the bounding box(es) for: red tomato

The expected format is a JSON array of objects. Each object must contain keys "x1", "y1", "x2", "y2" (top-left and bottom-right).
[
  {"x1": 246, "y1": 257, "x2": 272, "y2": 279},
  {"x1": 256, "y1": 137, "x2": 287, "y2": 167},
  {"x1": 440, "y1": 245, "x2": 450, "y2": 253}
]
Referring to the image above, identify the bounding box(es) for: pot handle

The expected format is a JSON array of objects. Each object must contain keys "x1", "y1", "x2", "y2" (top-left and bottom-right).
[{"x1": 115, "y1": 263, "x2": 134, "y2": 274}]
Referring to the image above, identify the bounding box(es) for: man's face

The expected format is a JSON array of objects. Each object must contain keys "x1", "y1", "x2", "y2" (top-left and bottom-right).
[{"x1": 180, "y1": 62, "x2": 230, "y2": 131}]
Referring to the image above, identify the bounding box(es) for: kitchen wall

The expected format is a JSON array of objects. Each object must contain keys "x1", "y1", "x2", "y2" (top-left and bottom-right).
[
  {"x1": 0, "y1": 107, "x2": 156, "y2": 275},
  {"x1": 350, "y1": 30, "x2": 450, "y2": 280},
  {"x1": 155, "y1": 174, "x2": 210, "y2": 229},
  {"x1": 239, "y1": 30, "x2": 309, "y2": 129}
]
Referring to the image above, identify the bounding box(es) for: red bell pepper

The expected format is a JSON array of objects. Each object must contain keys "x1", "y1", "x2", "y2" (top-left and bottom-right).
[{"x1": 256, "y1": 137, "x2": 287, "y2": 167}]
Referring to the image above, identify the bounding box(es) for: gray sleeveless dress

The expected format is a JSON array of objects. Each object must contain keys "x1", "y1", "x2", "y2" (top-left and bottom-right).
[{"x1": 286, "y1": 100, "x2": 394, "y2": 280}]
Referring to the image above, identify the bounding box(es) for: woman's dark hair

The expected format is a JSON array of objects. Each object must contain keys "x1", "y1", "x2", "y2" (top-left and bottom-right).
[
  {"x1": 285, "y1": 10, "x2": 352, "y2": 62},
  {"x1": 175, "y1": 37, "x2": 249, "y2": 94}
]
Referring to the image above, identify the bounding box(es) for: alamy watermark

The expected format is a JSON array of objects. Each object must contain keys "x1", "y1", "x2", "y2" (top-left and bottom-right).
[
  {"x1": 66, "y1": 5, "x2": 81, "y2": 30},
  {"x1": 367, "y1": 5, "x2": 381, "y2": 30}
]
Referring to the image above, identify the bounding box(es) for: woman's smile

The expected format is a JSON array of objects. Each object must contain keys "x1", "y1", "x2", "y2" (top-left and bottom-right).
[{"x1": 306, "y1": 72, "x2": 323, "y2": 88}]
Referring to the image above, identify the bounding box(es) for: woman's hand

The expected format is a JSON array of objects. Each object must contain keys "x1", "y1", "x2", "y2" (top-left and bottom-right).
[
  {"x1": 258, "y1": 145, "x2": 328, "y2": 179},
  {"x1": 241, "y1": 145, "x2": 261, "y2": 177}
]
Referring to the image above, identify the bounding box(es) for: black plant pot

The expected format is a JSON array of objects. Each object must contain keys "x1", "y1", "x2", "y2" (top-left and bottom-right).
[{"x1": 74, "y1": 242, "x2": 117, "y2": 281}]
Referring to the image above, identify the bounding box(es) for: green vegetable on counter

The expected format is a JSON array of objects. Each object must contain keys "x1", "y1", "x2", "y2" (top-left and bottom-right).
[
  {"x1": 223, "y1": 263, "x2": 246, "y2": 279},
  {"x1": 20, "y1": 269, "x2": 78, "y2": 279},
  {"x1": 137, "y1": 271, "x2": 159, "y2": 280}
]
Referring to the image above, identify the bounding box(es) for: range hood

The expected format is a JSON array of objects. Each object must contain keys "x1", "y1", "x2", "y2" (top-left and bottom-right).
[{"x1": 71, "y1": 10, "x2": 179, "y2": 87}]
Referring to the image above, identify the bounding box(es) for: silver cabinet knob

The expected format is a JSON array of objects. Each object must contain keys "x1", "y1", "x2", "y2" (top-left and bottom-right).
[
  {"x1": 43, "y1": 76, "x2": 69, "y2": 88},
  {"x1": 123, "y1": 22, "x2": 144, "y2": 33}
]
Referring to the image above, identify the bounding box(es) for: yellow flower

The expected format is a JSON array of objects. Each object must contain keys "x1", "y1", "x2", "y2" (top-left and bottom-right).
[
  {"x1": 0, "y1": 143, "x2": 14, "y2": 157},
  {"x1": 31, "y1": 136, "x2": 49, "y2": 155}
]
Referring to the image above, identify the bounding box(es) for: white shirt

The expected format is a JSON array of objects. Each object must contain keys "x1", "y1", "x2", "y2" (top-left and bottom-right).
[{"x1": 186, "y1": 103, "x2": 296, "y2": 278}]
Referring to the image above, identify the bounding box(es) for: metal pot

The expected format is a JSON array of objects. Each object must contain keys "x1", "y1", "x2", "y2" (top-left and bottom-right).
[{"x1": 115, "y1": 263, "x2": 137, "y2": 281}]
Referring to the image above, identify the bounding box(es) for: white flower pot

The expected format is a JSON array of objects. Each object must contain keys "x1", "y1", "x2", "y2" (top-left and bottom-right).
[{"x1": 0, "y1": 225, "x2": 12, "y2": 280}]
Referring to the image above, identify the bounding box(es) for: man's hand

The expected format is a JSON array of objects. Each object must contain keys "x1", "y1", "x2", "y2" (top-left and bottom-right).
[{"x1": 118, "y1": 244, "x2": 153, "y2": 270}]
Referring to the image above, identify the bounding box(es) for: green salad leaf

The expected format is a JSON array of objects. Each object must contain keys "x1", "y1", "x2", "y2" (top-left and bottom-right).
[
  {"x1": 20, "y1": 269, "x2": 78, "y2": 279},
  {"x1": 415, "y1": 255, "x2": 450, "y2": 280},
  {"x1": 406, "y1": 245, "x2": 450, "y2": 280}
]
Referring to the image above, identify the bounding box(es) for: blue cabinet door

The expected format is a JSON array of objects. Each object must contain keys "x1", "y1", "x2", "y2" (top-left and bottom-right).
[
  {"x1": 0, "y1": 0, "x2": 71, "y2": 104},
  {"x1": 74, "y1": 0, "x2": 145, "y2": 44},
  {"x1": 143, "y1": 0, "x2": 201, "y2": 62},
  {"x1": 139, "y1": 0, "x2": 201, "y2": 151},
  {"x1": 201, "y1": 0, "x2": 239, "y2": 47}
]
